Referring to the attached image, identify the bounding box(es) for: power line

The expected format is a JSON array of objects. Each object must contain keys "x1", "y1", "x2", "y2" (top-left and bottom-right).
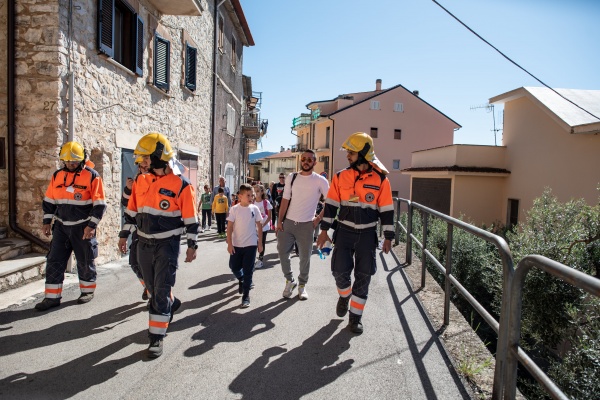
[{"x1": 431, "y1": 0, "x2": 600, "y2": 121}]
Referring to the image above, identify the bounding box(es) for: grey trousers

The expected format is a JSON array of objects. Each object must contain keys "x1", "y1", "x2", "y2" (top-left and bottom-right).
[{"x1": 277, "y1": 219, "x2": 314, "y2": 285}]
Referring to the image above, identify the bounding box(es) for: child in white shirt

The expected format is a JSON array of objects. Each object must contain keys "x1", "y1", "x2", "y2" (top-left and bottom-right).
[
  {"x1": 253, "y1": 184, "x2": 272, "y2": 269},
  {"x1": 226, "y1": 184, "x2": 264, "y2": 308}
]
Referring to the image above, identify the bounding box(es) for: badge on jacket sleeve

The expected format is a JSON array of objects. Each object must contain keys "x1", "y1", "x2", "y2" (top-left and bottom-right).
[{"x1": 365, "y1": 192, "x2": 375, "y2": 202}]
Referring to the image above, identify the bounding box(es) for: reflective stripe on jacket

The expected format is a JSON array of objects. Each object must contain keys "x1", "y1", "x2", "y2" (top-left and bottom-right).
[
  {"x1": 42, "y1": 166, "x2": 106, "y2": 228},
  {"x1": 125, "y1": 173, "x2": 198, "y2": 242},
  {"x1": 320, "y1": 164, "x2": 395, "y2": 240}
]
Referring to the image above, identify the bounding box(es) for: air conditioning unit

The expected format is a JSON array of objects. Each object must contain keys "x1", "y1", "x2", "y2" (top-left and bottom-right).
[{"x1": 318, "y1": 156, "x2": 325, "y2": 162}]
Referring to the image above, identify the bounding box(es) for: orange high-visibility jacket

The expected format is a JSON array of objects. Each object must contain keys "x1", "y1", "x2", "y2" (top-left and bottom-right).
[
  {"x1": 321, "y1": 164, "x2": 395, "y2": 240},
  {"x1": 42, "y1": 166, "x2": 106, "y2": 228},
  {"x1": 119, "y1": 172, "x2": 157, "y2": 238},
  {"x1": 125, "y1": 173, "x2": 198, "y2": 245}
]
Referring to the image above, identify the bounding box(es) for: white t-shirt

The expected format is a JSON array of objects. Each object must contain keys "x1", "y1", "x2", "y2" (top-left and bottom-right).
[
  {"x1": 255, "y1": 199, "x2": 273, "y2": 232},
  {"x1": 226, "y1": 204, "x2": 262, "y2": 247},
  {"x1": 282, "y1": 172, "x2": 330, "y2": 222}
]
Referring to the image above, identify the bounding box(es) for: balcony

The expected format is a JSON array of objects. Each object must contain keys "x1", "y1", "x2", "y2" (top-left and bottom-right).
[
  {"x1": 291, "y1": 144, "x2": 309, "y2": 153},
  {"x1": 145, "y1": 0, "x2": 203, "y2": 16},
  {"x1": 311, "y1": 108, "x2": 321, "y2": 120},
  {"x1": 291, "y1": 114, "x2": 310, "y2": 130},
  {"x1": 242, "y1": 115, "x2": 268, "y2": 140}
]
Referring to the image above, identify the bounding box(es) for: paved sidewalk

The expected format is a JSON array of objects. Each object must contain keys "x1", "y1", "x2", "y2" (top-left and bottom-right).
[{"x1": 0, "y1": 229, "x2": 471, "y2": 399}]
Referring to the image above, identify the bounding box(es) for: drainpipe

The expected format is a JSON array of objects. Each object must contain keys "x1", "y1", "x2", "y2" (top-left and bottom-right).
[
  {"x1": 211, "y1": 0, "x2": 226, "y2": 186},
  {"x1": 327, "y1": 115, "x2": 335, "y2": 178},
  {"x1": 7, "y1": 0, "x2": 49, "y2": 249}
]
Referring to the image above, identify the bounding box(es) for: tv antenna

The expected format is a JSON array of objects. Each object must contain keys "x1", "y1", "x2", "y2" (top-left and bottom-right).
[{"x1": 470, "y1": 103, "x2": 502, "y2": 146}]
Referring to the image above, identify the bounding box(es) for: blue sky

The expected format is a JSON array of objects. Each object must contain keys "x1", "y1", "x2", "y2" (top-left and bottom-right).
[{"x1": 241, "y1": 0, "x2": 600, "y2": 153}]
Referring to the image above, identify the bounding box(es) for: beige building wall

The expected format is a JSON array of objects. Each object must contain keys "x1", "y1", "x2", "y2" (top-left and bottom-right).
[
  {"x1": 453, "y1": 175, "x2": 507, "y2": 226},
  {"x1": 501, "y1": 97, "x2": 600, "y2": 220},
  {"x1": 1, "y1": 0, "x2": 213, "y2": 264}
]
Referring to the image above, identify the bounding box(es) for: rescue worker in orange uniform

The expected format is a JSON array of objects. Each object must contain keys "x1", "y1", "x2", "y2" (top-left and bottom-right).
[
  {"x1": 121, "y1": 133, "x2": 198, "y2": 358},
  {"x1": 35, "y1": 141, "x2": 107, "y2": 311},
  {"x1": 120, "y1": 155, "x2": 155, "y2": 303},
  {"x1": 316, "y1": 132, "x2": 394, "y2": 334}
]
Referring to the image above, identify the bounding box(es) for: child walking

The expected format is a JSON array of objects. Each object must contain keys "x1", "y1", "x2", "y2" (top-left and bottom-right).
[
  {"x1": 253, "y1": 184, "x2": 272, "y2": 269},
  {"x1": 199, "y1": 185, "x2": 212, "y2": 233},
  {"x1": 212, "y1": 187, "x2": 229, "y2": 238},
  {"x1": 226, "y1": 184, "x2": 263, "y2": 308}
]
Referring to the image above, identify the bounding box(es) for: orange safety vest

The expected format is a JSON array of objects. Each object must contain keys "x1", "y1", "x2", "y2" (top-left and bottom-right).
[
  {"x1": 322, "y1": 164, "x2": 395, "y2": 239},
  {"x1": 43, "y1": 166, "x2": 106, "y2": 228},
  {"x1": 120, "y1": 172, "x2": 157, "y2": 237},
  {"x1": 125, "y1": 173, "x2": 198, "y2": 243}
]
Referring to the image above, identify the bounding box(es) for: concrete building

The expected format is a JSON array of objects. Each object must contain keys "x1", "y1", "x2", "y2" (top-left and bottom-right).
[
  {"x1": 291, "y1": 79, "x2": 460, "y2": 198},
  {"x1": 403, "y1": 87, "x2": 600, "y2": 227}
]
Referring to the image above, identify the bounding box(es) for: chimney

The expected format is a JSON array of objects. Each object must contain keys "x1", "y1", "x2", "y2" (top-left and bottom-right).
[
  {"x1": 280, "y1": 146, "x2": 284, "y2": 152},
  {"x1": 413, "y1": 90, "x2": 419, "y2": 96},
  {"x1": 376, "y1": 79, "x2": 382, "y2": 91}
]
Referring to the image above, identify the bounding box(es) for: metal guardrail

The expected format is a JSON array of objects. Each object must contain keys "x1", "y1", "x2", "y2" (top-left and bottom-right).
[
  {"x1": 392, "y1": 198, "x2": 599, "y2": 399},
  {"x1": 501, "y1": 255, "x2": 600, "y2": 400}
]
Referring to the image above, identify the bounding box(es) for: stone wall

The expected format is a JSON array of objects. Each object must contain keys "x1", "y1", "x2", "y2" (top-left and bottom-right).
[
  {"x1": 1, "y1": 0, "x2": 214, "y2": 264},
  {"x1": 0, "y1": 1, "x2": 7, "y2": 227},
  {"x1": 212, "y1": 2, "x2": 245, "y2": 192}
]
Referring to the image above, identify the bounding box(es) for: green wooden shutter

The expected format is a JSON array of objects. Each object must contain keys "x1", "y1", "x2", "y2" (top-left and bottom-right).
[
  {"x1": 185, "y1": 43, "x2": 197, "y2": 91},
  {"x1": 135, "y1": 15, "x2": 144, "y2": 76},
  {"x1": 97, "y1": 0, "x2": 114, "y2": 57},
  {"x1": 154, "y1": 34, "x2": 170, "y2": 91}
]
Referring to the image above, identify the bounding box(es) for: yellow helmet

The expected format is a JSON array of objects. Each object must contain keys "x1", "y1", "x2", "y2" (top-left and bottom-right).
[
  {"x1": 341, "y1": 132, "x2": 375, "y2": 161},
  {"x1": 59, "y1": 141, "x2": 86, "y2": 162},
  {"x1": 134, "y1": 132, "x2": 174, "y2": 162}
]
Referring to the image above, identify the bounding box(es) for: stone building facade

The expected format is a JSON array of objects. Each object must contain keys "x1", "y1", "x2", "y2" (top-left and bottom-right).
[
  {"x1": 212, "y1": 0, "x2": 254, "y2": 194},
  {"x1": 0, "y1": 0, "x2": 223, "y2": 264}
]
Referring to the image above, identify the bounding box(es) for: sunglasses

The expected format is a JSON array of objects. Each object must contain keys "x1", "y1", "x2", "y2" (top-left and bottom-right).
[
  {"x1": 300, "y1": 157, "x2": 314, "y2": 162},
  {"x1": 279, "y1": 176, "x2": 285, "y2": 179}
]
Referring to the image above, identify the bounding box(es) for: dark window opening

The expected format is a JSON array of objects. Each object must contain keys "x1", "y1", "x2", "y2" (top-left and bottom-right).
[
  {"x1": 97, "y1": 0, "x2": 143, "y2": 76},
  {"x1": 507, "y1": 199, "x2": 519, "y2": 228},
  {"x1": 370, "y1": 127, "x2": 378, "y2": 138},
  {"x1": 394, "y1": 129, "x2": 402, "y2": 140}
]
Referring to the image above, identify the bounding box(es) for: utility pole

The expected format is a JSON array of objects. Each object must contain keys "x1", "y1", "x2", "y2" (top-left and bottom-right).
[{"x1": 470, "y1": 104, "x2": 502, "y2": 146}]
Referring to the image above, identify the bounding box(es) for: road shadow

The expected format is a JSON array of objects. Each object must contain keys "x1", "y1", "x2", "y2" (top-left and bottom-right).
[
  {"x1": 182, "y1": 297, "x2": 295, "y2": 357},
  {"x1": 378, "y1": 251, "x2": 471, "y2": 399},
  {"x1": 0, "y1": 302, "x2": 145, "y2": 358},
  {"x1": 229, "y1": 319, "x2": 353, "y2": 400},
  {"x1": 0, "y1": 329, "x2": 148, "y2": 399}
]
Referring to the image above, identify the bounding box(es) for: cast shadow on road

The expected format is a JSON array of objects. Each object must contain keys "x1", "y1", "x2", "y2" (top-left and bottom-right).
[
  {"x1": 181, "y1": 296, "x2": 296, "y2": 357},
  {"x1": 0, "y1": 302, "x2": 146, "y2": 358},
  {"x1": 229, "y1": 319, "x2": 354, "y2": 400},
  {"x1": 379, "y1": 250, "x2": 471, "y2": 400},
  {"x1": 0, "y1": 329, "x2": 149, "y2": 400}
]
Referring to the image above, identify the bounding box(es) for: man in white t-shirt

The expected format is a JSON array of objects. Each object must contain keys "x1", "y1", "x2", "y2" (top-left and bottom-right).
[{"x1": 276, "y1": 150, "x2": 329, "y2": 300}]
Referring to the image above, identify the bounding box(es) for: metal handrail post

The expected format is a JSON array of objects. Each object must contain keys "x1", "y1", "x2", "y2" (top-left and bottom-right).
[
  {"x1": 421, "y1": 212, "x2": 428, "y2": 288},
  {"x1": 444, "y1": 224, "x2": 453, "y2": 326},
  {"x1": 394, "y1": 197, "x2": 400, "y2": 246},
  {"x1": 406, "y1": 201, "x2": 413, "y2": 265}
]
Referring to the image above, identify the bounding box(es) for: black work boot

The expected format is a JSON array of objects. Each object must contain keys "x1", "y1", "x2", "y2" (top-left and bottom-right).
[
  {"x1": 348, "y1": 313, "x2": 363, "y2": 334},
  {"x1": 336, "y1": 296, "x2": 350, "y2": 317},
  {"x1": 35, "y1": 298, "x2": 61, "y2": 311},
  {"x1": 148, "y1": 337, "x2": 163, "y2": 358},
  {"x1": 77, "y1": 292, "x2": 94, "y2": 304}
]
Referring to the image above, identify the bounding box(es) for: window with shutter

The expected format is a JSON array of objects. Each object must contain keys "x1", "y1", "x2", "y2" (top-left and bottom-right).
[
  {"x1": 97, "y1": 0, "x2": 143, "y2": 76},
  {"x1": 231, "y1": 36, "x2": 237, "y2": 69},
  {"x1": 185, "y1": 42, "x2": 197, "y2": 91},
  {"x1": 154, "y1": 34, "x2": 170, "y2": 91},
  {"x1": 226, "y1": 104, "x2": 236, "y2": 136},
  {"x1": 370, "y1": 100, "x2": 380, "y2": 110}
]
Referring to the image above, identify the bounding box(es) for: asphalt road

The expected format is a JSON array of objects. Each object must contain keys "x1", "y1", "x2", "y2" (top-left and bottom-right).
[{"x1": 0, "y1": 229, "x2": 470, "y2": 399}]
